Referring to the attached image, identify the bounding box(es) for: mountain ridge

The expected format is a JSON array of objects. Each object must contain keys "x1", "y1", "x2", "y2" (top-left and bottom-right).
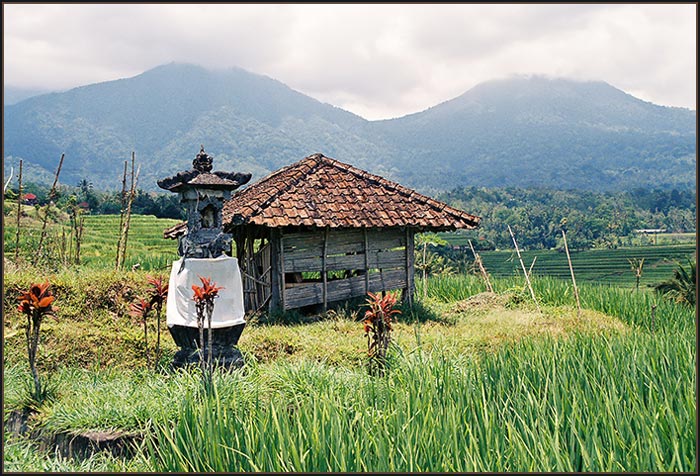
[{"x1": 3, "y1": 63, "x2": 696, "y2": 192}]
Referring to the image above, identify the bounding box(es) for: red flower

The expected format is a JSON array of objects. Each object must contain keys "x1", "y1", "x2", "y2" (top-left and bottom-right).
[
  {"x1": 17, "y1": 281, "x2": 56, "y2": 316},
  {"x1": 147, "y1": 275, "x2": 168, "y2": 307},
  {"x1": 130, "y1": 297, "x2": 152, "y2": 320},
  {"x1": 191, "y1": 275, "x2": 223, "y2": 303}
]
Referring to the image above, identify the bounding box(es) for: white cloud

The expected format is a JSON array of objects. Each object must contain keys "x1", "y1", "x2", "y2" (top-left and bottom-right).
[{"x1": 3, "y1": 3, "x2": 696, "y2": 119}]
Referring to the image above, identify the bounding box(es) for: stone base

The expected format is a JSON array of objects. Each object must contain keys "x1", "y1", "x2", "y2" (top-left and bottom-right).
[{"x1": 169, "y1": 323, "x2": 245, "y2": 369}]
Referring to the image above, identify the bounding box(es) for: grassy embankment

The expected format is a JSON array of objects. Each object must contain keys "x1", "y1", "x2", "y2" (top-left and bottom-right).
[{"x1": 3, "y1": 263, "x2": 695, "y2": 472}]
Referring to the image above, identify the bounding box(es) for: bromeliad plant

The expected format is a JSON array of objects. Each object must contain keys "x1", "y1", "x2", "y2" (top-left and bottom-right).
[
  {"x1": 192, "y1": 275, "x2": 223, "y2": 372},
  {"x1": 147, "y1": 275, "x2": 169, "y2": 367},
  {"x1": 17, "y1": 281, "x2": 57, "y2": 403},
  {"x1": 130, "y1": 297, "x2": 153, "y2": 367},
  {"x1": 363, "y1": 292, "x2": 401, "y2": 377}
]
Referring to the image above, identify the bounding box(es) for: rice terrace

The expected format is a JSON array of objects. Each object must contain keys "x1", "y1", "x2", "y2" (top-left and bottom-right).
[{"x1": 2, "y1": 4, "x2": 698, "y2": 474}]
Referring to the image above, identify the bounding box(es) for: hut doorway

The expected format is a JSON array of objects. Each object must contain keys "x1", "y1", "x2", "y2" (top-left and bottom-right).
[{"x1": 235, "y1": 229, "x2": 272, "y2": 314}]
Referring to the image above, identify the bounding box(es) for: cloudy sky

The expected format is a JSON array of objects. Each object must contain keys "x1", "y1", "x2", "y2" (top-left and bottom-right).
[{"x1": 3, "y1": 3, "x2": 696, "y2": 119}]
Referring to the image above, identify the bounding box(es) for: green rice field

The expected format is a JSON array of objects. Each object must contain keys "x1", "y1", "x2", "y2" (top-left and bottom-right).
[{"x1": 478, "y1": 244, "x2": 696, "y2": 288}]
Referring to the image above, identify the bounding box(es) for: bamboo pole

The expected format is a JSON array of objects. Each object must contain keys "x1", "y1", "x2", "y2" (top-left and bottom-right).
[
  {"x1": 36, "y1": 153, "x2": 65, "y2": 263},
  {"x1": 527, "y1": 256, "x2": 537, "y2": 280},
  {"x1": 115, "y1": 160, "x2": 128, "y2": 269},
  {"x1": 468, "y1": 239, "x2": 494, "y2": 292},
  {"x1": 118, "y1": 153, "x2": 139, "y2": 270},
  {"x1": 14, "y1": 160, "x2": 23, "y2": 262},
  {"x1": 4, "y1": 166, "x2": 13, "y2": 193},
  {"x1": 561, "y1": 229, "x2": 581, "y2": 317},
  {"x1": 508, "y1": 225, "x2": 540, "y2": 313}
]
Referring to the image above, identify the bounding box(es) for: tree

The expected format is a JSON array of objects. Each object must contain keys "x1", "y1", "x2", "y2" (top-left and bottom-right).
[
  {"x1": 654, "y1": 259, "x2": 696, "y2": 307},
  {"x1": 628, "y1": 258, "x2": 645, "y2": 292}
]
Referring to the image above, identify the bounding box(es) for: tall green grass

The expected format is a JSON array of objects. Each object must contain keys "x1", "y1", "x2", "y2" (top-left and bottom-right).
[
  {"x1": 420, "y1": 274, "x2": 695, "y2": 333},
  {"x1": 150, "y1": 331, "x2": 695, "y2": 472}
]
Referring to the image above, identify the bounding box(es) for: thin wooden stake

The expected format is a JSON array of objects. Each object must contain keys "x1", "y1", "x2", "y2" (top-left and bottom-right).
[
  {"x1": 14, "y1": 160, "x2": 23, "y2": 262},
  {"x1": 4, "y1": 166, "x2": 13, "y2": 193},
  {"x1": 116, "y1": 160, "x2": 128, "y2": 269},
  {"x1": 468, "y1": 239, "x2": 494, "y2": 293},
  {"x1": 36, "y1": 153, "x2": 65, "y2": 263},
  {"x1": 508, "y1": 225, "x2": 540, "y2": 313},
  {"x1": 651, "y1": 304, "x2": 657, "y2": 334},
  {"x1": 561, "y1": 229, "x2": 582, "y2": 317},
  {"x1": 527, "y1": 256, "x2": 537, "y2": 280},
  {"x1": 118, "y1": 153, "x2": 139, "y2": 270}
]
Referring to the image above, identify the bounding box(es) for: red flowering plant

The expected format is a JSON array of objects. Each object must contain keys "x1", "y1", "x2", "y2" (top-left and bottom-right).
[
  {"x1": 17, "y1": 281, "x2": 57, "y2": 401},
  {"x1": 130, "y1": 297, "x2": 153, "y2": 367},
  {"x1": 363, "y1": 292, "x2": 401, "y2": 377},
  {"x1": 147, "y1": 275, "x2": 168, "y2": 367},
  {"x1": 192, "y1": 276, "x2": 223, "y2": 371}
]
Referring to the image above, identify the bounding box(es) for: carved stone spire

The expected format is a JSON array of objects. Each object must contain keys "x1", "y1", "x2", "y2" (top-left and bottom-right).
[{"x1": 193, "y1": 145, "x2": 213, "y2": 173}]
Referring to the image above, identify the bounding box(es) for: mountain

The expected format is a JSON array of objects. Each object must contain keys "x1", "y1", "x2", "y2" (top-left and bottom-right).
[
  {"x1": 3, "y1": 63, "x2": 396, "y2": 190},
  {"x1": 375, "y1": 76, "x2": 696, "y2": 190},
  {"x1": 3, "y1": 65, "x2": 696, "y2": 192},
  {"x1": 3, "y1": 86, "x2": 55, "y2": 105}
]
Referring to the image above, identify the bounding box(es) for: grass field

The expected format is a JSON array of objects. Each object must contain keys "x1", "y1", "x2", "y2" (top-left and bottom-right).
[
  {"x1": 3, "y1": 213, "x2": 697, "y2": 472},
  {"x1": 3, "y1": 265, "x2": 696, "y2": 472},
  {"x1": 477, "y1": 244, "x2": 696, "y2": 288},
  {"x1": 3, "y1": 212, "x2": 180, "y2": 271},
  {"x1": 4, "y1": 212, "x2": 694, "y2": 286}
]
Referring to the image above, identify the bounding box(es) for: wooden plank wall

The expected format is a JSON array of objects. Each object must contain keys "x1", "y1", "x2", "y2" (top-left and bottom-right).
[{"x1": 281, "y1": 228, "x2": 409, "y2": 310}]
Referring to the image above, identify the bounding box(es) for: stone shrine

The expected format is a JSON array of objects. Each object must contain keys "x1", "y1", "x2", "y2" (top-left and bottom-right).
[{"x1": 158, "y1": 147, "x2": 251, "y2": 368}]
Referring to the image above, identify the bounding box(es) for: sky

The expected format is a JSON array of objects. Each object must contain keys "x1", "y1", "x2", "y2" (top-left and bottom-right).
[{"x1": 3, "y1": 3, "x2": 697, "y2": 120}]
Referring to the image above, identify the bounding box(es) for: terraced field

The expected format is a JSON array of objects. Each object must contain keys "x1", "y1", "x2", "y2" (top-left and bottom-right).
[
  {"x1": 478, "y1": 244, "x2": 696, "y2": 288},
  {"x1": 79, "y1": 215, "x2": 180, "y2": 270},
  {"x1": 4, "y1": 213, "x2": 180, "y2": 271}
]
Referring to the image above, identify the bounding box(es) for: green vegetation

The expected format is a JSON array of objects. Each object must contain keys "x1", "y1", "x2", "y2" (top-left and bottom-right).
[
  {"x1": 439, "y1": 186, "x2": 695, "y2": 251},
  {"x1": 4, "y1": 67, "x2": 695, "y2": 192},
  {"x1": 3, "y1": 261, "x2": 695, "y2": 472},
  {"x1": 4, "y1": 213, "x2": 180, "y2": 272},
  {"x1": 476, "y1": 244, "x2": 696, "y2": 288}
]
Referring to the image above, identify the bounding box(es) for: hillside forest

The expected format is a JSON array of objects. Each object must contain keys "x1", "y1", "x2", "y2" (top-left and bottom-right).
[{"x1": 4, "y1": 179, "x2": 695, "y2": 253}]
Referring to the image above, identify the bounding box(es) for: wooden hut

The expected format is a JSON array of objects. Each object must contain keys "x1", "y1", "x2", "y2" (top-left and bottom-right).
[{"x1": 165, "y1": 153, "x2": 480, "y2": 313}]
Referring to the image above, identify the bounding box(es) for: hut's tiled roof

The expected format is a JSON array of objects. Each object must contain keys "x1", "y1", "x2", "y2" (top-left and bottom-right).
[
  {"x1": 164, "y1": 154, "x2": 480, "y2": 238},
  {"x1": 226, "y1": 153, "x2": 479, "y2": 229}
]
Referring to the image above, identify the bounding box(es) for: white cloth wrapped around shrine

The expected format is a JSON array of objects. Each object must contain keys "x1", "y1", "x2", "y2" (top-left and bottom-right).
[{"x1": 166, "y1": 255, "x2": 245, "y2": 329}]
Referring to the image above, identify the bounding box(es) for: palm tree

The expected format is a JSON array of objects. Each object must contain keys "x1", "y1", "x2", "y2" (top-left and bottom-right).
[{"x1": 654, "y1": 259, "x2": 696, "y2": 307}]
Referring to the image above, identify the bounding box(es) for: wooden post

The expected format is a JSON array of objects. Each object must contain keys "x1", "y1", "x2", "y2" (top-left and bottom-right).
[
  {"x1": 363, "y1": 228, "x2": 371, "y2": 293},
  {"x1": 115, "y1": 160, "x2": 128, "y2": 269},
  {"x1": 279, "y1": 230, "x2": 286, "y2": 311},
  {"x1": 405, "y1": 227, "x2": 415, "y2": 306},
  {"x1": 14, "y1": 160, "x2": 23, "y2": 262},
  {"x1": 269, "y1": 228, "x2": 283, "y2": 312},
  {"x1": 468, "y1": 239, "x2": 494, "y2": 293},
  {"x1": 561, "y1": 229, "x2": 581, "y2": 317},
  {"x1": 246, "y1": 230, "x2": 257, "y2": 311},
  {"x1": 322, "y1": 227, "x2": 329, "y2": 312},
  {"x1": 36, "y1": 153, "x2": 65, "y2": 263},
  {"x1": 118, "y1": 154, "x2": 139, "y2": 270},
  {"x1": 651, "y1": 304, "x2": 657, "y2": 334},
  {"x1": 508, "y1": 225, "x2": 540, "y2": 313}
]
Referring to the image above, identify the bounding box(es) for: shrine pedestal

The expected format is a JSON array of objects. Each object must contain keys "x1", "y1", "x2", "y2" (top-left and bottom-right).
[
  {"x1": 165, "y1": 255, "x2": 246, "y2": 370},
  {"x1": 169, "y1": 323, "x2": 245, "y2": 369}
]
